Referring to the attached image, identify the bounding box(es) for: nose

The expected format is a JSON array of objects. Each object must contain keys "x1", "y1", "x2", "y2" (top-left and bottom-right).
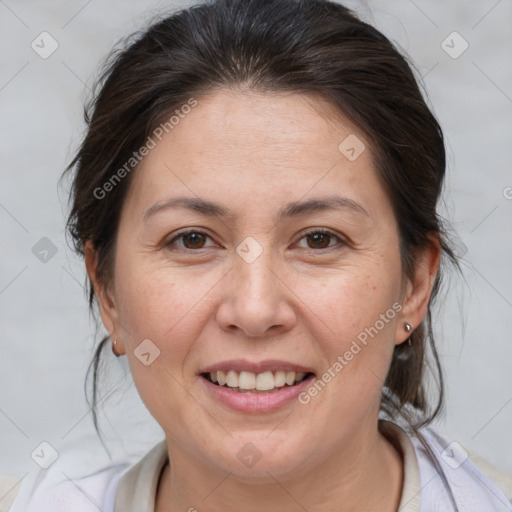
[{"x1": 215, "y1": 247, "x2": 296, "y2": 338}]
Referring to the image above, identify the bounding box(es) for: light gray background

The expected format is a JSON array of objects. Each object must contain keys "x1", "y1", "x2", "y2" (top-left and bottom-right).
[{"x1": 1, "y1": 0, "x2": 511, "y2": 492}]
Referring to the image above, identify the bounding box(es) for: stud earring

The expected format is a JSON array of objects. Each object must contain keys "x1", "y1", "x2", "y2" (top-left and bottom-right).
[
  {"x1": 404, "y1": 323, "x2": 412, "y2": 346},
  {"x1": 112, "y1": 339, "x2": 120, "y2": 357}
]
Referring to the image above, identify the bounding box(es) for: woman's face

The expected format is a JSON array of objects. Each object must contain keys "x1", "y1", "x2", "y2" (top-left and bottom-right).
[{"x1": 91, "y1": 89, "x2": 425, "y2": 480}]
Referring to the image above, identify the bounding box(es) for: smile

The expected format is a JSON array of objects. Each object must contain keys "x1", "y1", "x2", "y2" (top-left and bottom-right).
[
  {"x1": 199, "y1": 364, "x2": 315, "y2": 413},
  {"x1": 202, "y1": 370, "x2": 311, "y2": 393}
]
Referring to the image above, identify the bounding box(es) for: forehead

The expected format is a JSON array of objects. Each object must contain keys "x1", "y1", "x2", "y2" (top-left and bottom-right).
[
  {"x1": 122, "y1": 88, "x2": 388, "y2": 221},
  {"x1": 171, "y1": 89, "x2": 366, "y2": 164}
]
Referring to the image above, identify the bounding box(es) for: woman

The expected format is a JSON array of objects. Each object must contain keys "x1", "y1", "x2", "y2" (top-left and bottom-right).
[{"x1": 10, "y1": 0, "x2": 511, "y2": 510}]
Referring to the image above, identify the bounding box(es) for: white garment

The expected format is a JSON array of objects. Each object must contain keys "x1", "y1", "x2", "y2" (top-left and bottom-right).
[{"x1": 9, "y1": 421, "x2": 511, "y2": 511}]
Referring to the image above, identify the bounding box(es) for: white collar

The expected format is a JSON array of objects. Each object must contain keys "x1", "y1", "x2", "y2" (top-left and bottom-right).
[{"x1": 114, "y1": 420, "x2": 421, "y2": 511}]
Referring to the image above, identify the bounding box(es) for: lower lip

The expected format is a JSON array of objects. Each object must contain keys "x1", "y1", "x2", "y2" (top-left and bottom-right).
[{"x1": 199, "y1": 374, "x2": 315, "y2": 413}]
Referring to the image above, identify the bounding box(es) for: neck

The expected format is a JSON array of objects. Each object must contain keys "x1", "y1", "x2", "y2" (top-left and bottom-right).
[{"x1": 155, "y1": 422, "x2": 403, "y2": 512}]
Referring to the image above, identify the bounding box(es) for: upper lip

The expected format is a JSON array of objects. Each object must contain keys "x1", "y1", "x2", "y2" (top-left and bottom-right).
[{"x1": 199, "y1": 359, "x2": 315, "y2": 375}]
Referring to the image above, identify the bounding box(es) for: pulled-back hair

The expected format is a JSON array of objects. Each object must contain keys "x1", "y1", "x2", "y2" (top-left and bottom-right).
[{"x1": 63, "y1": 0, "x2": 459, "y2": 503}]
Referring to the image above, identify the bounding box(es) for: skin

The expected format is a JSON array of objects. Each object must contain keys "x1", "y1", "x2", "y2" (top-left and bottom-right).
[{"x1": 85, "y1": 89, "x2": 440, "y2": 511}]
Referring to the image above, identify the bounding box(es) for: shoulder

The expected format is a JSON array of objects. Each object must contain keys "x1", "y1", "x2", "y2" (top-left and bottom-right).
[
  {"x1": 403, "y1": 422, "x2": 512, "y2": 511},
  {"x1": 7, "y1": 450, "x2": 132, "y2": 512}
]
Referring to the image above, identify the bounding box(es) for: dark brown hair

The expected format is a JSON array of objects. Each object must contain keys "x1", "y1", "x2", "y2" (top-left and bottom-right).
[{"x1": 64, "y1": 0, "x2": 458, "y2": 502}]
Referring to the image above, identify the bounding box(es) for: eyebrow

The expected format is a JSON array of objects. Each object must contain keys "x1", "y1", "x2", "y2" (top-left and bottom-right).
[{"x1": 143, "y1": 195, "x2": 369, "y2": 222}]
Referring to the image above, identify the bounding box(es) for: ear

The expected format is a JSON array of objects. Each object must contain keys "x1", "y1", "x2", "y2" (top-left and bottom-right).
[
  {"x1": 396, "y1": 234, "x2": 441, "y2": 345},
  {"x1": 84, "y1": 240, "x2": 124, "y2": 354}
]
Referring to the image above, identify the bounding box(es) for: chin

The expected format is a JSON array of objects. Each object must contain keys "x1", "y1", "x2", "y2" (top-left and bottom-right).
[{"x1": 207, "y1": 432, "x2": 315, "y2": 482}]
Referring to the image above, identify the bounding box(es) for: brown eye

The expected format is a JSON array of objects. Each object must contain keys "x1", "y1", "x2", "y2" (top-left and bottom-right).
[
  {"x1": 306, "y1": 232, "x2": 332, "y2": 249},
  {"x1": 181, "y1": 232, "x2": 207, "y2": 249},
  {"x1": 166, "y1": 230, "x2": 214, "y2": 251},
  {"x1": 296, "y1": 229, "x2": 343, "y2": 250}
]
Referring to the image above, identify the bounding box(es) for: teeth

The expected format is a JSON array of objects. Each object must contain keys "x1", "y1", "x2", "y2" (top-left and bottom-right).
[
  {"x1": 217, "y1": 371, "x2": 226, "y2": 386},
  {"x1": 226, "y1": 370, "x2": 239, "y2": 388},
  {"x1": 239, "y1": 371, "x2": 256, "y2": 390},
  {"x1": 274, "y1": 370, "x2": 286, "y2": 387},
  {"x1": 209, "y1": 369, "x2": 309, "y2": 390},
  {"x1": 285, "y1": 371, "x2": 296, "y2": 386},
  {"x1": 256, "y1": 371, "x2": 274, "y2": 390}
]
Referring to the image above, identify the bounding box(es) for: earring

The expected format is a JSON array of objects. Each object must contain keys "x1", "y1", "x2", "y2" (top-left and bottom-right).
[
  {"x1": 111, "y1": 339, "x2": 120, "y2": 357},
  {"x1": 404, "y1": 323, "x2": 412, "y2": 346}
]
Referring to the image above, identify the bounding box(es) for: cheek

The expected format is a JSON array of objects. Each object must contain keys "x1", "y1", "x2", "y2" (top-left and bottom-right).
[
  {"x1": 297, "y1": 261, "x2": 401, "y2": 402},
  {"x1": 112, "y1": 259, "x2": 213, "y2": 431},
  {"x1": 303, "y1": 263, "x2": 401, "y2": 342},
  {"x1": 111, "y1": 256, "x2": 202, "y2": 385},
  {"x1": 114, "y1": 252, "x2": 214, "y2": 340}
]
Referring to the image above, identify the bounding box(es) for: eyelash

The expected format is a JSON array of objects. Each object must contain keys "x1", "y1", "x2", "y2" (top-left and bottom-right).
[{"x1": 164, "y1": 228, "x2": 345, "y2": 252}]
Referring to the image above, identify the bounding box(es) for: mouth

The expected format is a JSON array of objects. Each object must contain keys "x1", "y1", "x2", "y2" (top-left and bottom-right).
[
  {"x1": 201, "y1": 370, "x2": 315, "y2": 393},
  {"x1": 197, "y1": 359, "x2": 317, "y2": 412}
]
